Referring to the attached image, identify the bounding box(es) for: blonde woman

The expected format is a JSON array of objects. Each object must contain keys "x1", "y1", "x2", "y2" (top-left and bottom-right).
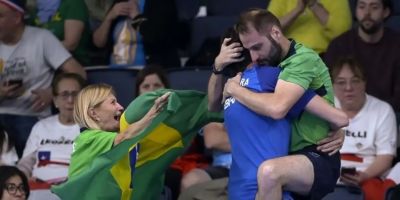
[{"x1": 68, "y1": 83, "x2": 169, "y2": 177}]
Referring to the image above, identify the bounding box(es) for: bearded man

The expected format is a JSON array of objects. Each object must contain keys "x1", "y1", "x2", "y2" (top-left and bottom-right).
[{"x1": 324, "y1": 0, "x2": 400, "y2": 113}]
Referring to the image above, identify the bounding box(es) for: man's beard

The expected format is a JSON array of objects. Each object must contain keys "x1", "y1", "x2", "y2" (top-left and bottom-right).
[
  {"x1": 256, "y1": 35, "x2": 282, "y2": 66},
  {"x1": 359, "y1": 18, "x2": 382, "y2": 35}
]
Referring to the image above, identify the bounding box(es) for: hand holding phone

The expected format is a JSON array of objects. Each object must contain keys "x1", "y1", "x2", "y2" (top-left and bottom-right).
[
  {"x1": 1, "y1": 79, "x2": 24, "y2": 98},
  {"x1": 6, "y1": 79, "x2": 23, "y2": 87},
  {"x1": 341, "y1": 167, "x2": 357, "y2": 175}
]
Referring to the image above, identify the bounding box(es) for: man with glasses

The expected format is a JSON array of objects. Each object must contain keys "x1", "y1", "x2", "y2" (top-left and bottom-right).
[
  {"x1": 325, "y1": 0, "x2": 400, "y2": 114},
  {"x1": 0, "y1": 0, "x2": 86, "y2": 159}
]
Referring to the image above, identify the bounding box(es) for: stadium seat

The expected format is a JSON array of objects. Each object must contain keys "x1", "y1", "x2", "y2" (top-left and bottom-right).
[
  {"x1": 392, "y1": 0, "x2": 400, "y2": 15},
  {"x1": 386, "y1": 15, "x2": 400, "y2": 31},
  {"x1": 85, "y1": 66, "x2": 140, "y2": 107},
  {"x1": 175, "y1": 0, "x2": 201, "y2": 21},
  {"x1": 189, "y1": 16, "x2": 237, "y2": 56},
  {"x1": 385, "y1": 184, "x2": 400, "y2": 200},
  {"x1": 167, "y1": 67, "x2": 212, "y2": 92}
]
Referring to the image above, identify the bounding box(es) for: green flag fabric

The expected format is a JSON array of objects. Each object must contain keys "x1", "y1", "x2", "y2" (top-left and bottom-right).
[{"x1": 52, "y1": 89, "x2": 222, "y2": 200}]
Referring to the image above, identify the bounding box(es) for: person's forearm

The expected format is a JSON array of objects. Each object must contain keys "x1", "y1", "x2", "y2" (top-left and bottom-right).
[
  {"x1": 61, "y1": 58, "x2": 87, "y2": 79},
  {"x1": 208, "y1": 74, "x2": 226, "y2": 112},
  {"x1": 114, "y1": 93, "x2": 169, "y2": 145},
  {"x1": 364, "y1": 155, "x2": 394, "y2": 179},
  {"x1": 93, "y1": 19, "x2": 113, "y2": 48},
  {"x1": 230, "y1": 87, "x2": 287, "y2": 119},
  {"x1": 17, "y1": 152, "x2": 36, "y2": 178},
  {"x1": 114, "y1": 120, "x2": 147, "y2": 145},
  {"x1": 309, "y1": 2, "x2": 329, "y2": 26},
  {"x1": 228, "y1": 79, "x2": 307, "y2": 119},
  {"x1": 62, "y1": 20, "x2": 84, "y2": 51},
  {"x1": 305, "y1": 96, "x2": 349, "y2": 130},
  {"x1": 279, "y1": 7, "x2": 303, "y2": 30}
]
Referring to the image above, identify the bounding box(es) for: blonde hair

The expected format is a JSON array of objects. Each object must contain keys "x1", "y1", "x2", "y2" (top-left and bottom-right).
[{"x1": 73, "y1": 83, "x2": 115, "y2": 129}]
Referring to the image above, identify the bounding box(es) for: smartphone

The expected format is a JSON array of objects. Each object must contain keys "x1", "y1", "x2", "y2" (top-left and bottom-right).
[
  {"x1": 4, "y1": 79, "x2": 22, "y2": 88},
  {"x1": 8, "y1": 79, "x2": 22, "y2": 85},
  {"x1": 341, "y1": 167, "x2": 356, "y2": 175}
]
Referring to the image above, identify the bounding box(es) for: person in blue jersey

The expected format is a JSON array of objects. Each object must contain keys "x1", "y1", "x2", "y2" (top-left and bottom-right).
[
  {"x1": 208, "y1": 28, "x2": 348, "y2": 199},
  {"x1": 223, "y1": 64, "x2": 311, "y2": 200}
]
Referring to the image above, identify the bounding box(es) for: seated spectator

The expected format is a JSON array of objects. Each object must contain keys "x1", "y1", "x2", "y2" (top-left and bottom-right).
[
  {"x1": 324, "y1": 0, "x2": 400, "y2": 113},
  {"x1": 25, "y1": 0, "x2": 91, "y2": 65},
  {"x1": 267, "y1": 0, "x2": 352, "y2": 54},
  {"x1": 134, "y1": 64, "x2": 169, "y2": 97},
  {"x1": 17, "y1": 73, "x2": 85, "y2": 186},
  {"x1": 91, "y1": 0, "x2": 181, "y2": 68},
  {"x1": 180, "y1": 122, "x2": 231, "y2": 192},
  {"x1": 0, "y1": 165, "x2": 30, "y2": 200},
  {"x1": 331, "y1": 57, "x2": 398, "y2": 200},
  {"x1": 0, "y1": 0, "x2": 86, "y2": 158},
  {"x1": 0, "y1": 130, "x2": 17, "y2": 165}
]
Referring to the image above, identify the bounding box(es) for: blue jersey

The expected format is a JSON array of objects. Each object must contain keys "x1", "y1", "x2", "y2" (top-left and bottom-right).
[{"x1": 223, "y1": 65, "x2": 315, "y2": 200}]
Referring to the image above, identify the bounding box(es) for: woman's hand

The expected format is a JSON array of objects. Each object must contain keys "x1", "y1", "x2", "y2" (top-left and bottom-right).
[
  {"x1": 0, "y1": 81, "x2": 25, "y2": 99},
  {"x1": 340, "y1": 171, "x2": 368, "y2": 186},
  {"x1": 142, "y1": 92, "x2": 171, "y2": 122},
  {"x1": 31, "y1": 88, "x2": 52, "y2": 112},
  {"x1": 214, "y1": 38, "x2": 244, "y2": 71},
  {"x1": 115, "y1": 92, "x2": 171, "y2": 145},
  {"x1": 106, "y1": 2, "x2": 135, "y2": 21}
]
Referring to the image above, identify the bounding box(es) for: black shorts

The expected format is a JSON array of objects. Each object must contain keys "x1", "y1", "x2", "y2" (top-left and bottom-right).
[
  {"x1": 291, "y1": 145, "x2": 341, "y2": 200},
  {"x1": 204, "y1": 166, "x2": 230, "y2": 179}
]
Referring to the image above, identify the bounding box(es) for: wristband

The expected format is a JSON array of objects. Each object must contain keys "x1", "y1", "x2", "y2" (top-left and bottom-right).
[{"x1": 212, "y1": 64, "x2": 224, "y2": 75}]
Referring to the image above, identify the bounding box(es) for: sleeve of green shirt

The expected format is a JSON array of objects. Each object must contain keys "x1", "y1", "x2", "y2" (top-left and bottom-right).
[
  {"x1": 80, "y1": 130, "x2": 117, "y2": 155},
  {"x1": 278, "y1": 54, "x2": 318, "y2": 90},
  {"x1": 64, "y1": 0, "x2": 89, "y2": 21},
  {"x1": 68, "y1": 130, "x2": 116, "y2": 177}
]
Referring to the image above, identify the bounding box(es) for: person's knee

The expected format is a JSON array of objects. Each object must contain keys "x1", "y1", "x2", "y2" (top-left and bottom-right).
[
  {"x1": 181, "y1": 169, "x2": 209, "y2": 190},
  {"x1": 257, "y1": 160, "x2": 283, "y2": 187}
]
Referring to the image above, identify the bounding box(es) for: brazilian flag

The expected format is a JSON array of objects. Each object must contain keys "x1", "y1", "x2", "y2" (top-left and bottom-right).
[{"x1": 52, "y1": 89, "x2": 222, "y2": 200}]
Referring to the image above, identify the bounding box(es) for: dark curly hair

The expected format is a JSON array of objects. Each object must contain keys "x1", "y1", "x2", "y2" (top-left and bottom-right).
[{"x1": 0, "y1": 165, "x2": 30, "y2": 198}]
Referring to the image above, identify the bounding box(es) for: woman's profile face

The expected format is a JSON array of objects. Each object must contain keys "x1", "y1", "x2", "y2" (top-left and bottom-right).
[
  {"x1": 139, "y1": 74, "x2": 165, "y2": 95},
  {"x1": 1, "y1": 175, "x2": 26, "y2": 200},
  {"x1": 92, "y1": 94, "x2": 124, "y2": 132}
]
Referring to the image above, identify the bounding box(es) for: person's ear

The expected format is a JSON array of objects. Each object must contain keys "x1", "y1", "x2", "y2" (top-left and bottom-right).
[
  {"x1": 270, "y1": 25, "x2": 281, "y2": 41},
  {"x1": 383, "y1": 7, "x2": 390, "y2": 19},
  {"x1": 88, "y1": 108, "x2": 100, "y2": 122},
  {"x1": 53, "y1": 94, "x2": 58, "y2": 107}
]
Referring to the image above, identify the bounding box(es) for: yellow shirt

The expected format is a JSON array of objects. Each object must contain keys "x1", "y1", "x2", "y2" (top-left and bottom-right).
[{"x1": 268, "y1": 0, "x2": 352, "y2": 53}]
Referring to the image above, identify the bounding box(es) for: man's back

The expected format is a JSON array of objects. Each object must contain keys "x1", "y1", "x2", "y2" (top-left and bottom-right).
[{"x1": 279, "y1": 42, "x2": 333, "y2": 151}]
